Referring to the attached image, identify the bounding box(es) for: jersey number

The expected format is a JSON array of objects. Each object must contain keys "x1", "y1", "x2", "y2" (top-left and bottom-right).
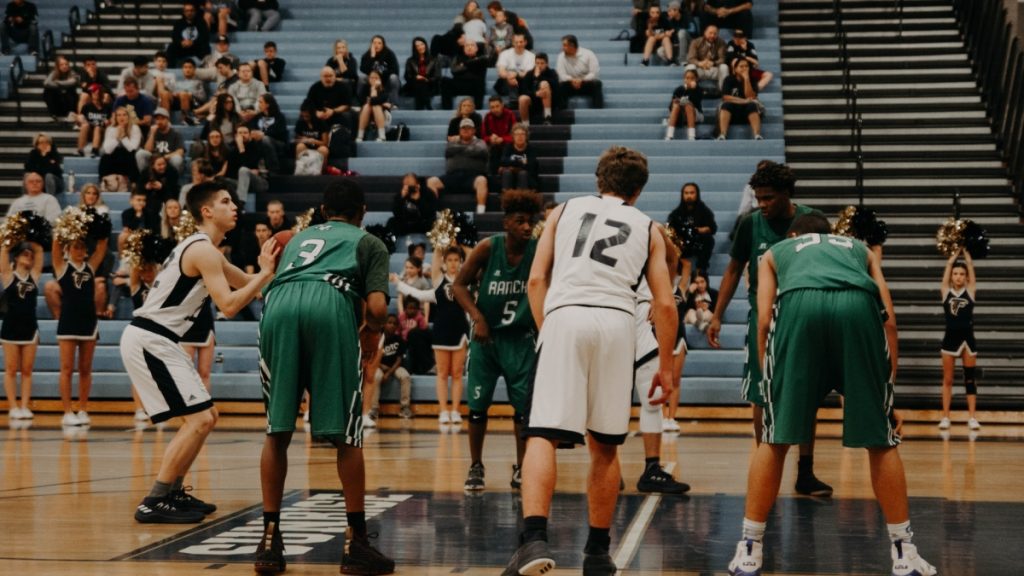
[
  {"x1": 794, "y1": 233, "x2": 854, "y2": 253},
  {"x1": 572, "y1": 212, "x2": 632, "y2": 267},
  {"x1": 501, "y1": 299, "x2": 517, "y2": 325},
  {"x1": 284, "y1": 239, "x2": 326, "y2": 270}
]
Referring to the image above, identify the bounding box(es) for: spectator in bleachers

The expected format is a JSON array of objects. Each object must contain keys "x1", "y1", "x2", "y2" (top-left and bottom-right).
[
  {"x1": 192, "y1": 57, "x2": 237, "y2": 118},
  {"x1": 149, "y1": 51, "x2": 178, "y2": 113},
  {"x1": 482, "y1": 95, "x2": 515, "y2": 174},
  {"x1": 265, "y1": 198, "x2": 291, "y2": 234},
  {"x1": 486, "y1": 2, "x2": 532, "y2": 50},
  {"x1": 252, "y1": 40, "x2": 285, "y2": 87},
  {"x1": 446, "y1": 97, "x2": 482, "y2": 141},
  {"x1": 138, "y1": 155, "x2": 181, "y2": 206},
  {"x1": 660, "y1": 1, "x2": 698, "y2": 66},
  {"x1": 116, "y1": 55, "x2": 158, "y2": 98},
  {"x1": 703, "y1": 0, "x2": 753, "y2": 38},
  {"x1": 165, "y1": 2, "x2": 210, "y2": 67},
  {"x1": 668, "y1": 181, "x2": 717, "y2": 270},
  {"x1": 397, "y1": 296, "x2": 432, "y2": 375},
  {"x1": 200, "y1": 92, "x2": 242, "y2": 142},
  {"x1": 137, "y1": 107, "x2": 185, "y2": 173},
  {"x1": 326, "y1": 39, "x2": 359, "y2": 86},
  {"x1": 194, "y1": 129, "x2": 230, "y2": 180},
  {"x1": 556, "y1": 34, "x2": 603, "y2": 109},
  {"x1": 204, "y1": 1, "x2": 238, "y2": 38},
  {"x1": 427, "y1": 118, "x2": 490, "y2": 214},
  {"x1": 442, "y1": 40, "x2": 488, "y2": 110},
  {"x1": 78, "y1": 183, "x2": 109, "y2": 215},
  {"x1": 684, "y1": 269, "x2": 717, "y2": 332},
  {"x1": 293, "y1": 100, "x2": 329, "y2": 171},
  {"x1": 359, "y1": 35, "x2": 401, "y2": 105},
  {"x1": 370, "y1": 314, "x2": 414, "y2": 420},
  {"x1": 388, "y1": 172, "x2": 436, "y2": 236},
  {"x1": 306, "y1": 66, "x2": 355, "y2": 133},
  {"x1": 403, "y1": 37, "x2": 440, "y2": 111},
  {"x1": 240, "y1": 0, "x2": 279, "y2": 32},
  {"x1": 517, "y1": 52, "x2": 558, "y2": 125},
  {"x1": 639, "y1": 4, "x2": 673, "y2": 66},
  {"x1": 1, "y1": 238, "x2": 42, "y2": 420},
  {"x1": 355, "y1": 69, "x2": 394, "y2": 143},
  {"x1": 398, "y1": 253, "x2": 430, "y2": 314},
  {"x1": 74, "y1": 56, "x2": 112, "y2": 114},
  {"x1": 687, "y1": 24, "x2": 729, "y2": 92},
  {"x1": 198, "y1": 35, "x2": 241, "y2": 79},
  {"x1": 664, "y1": 66, "x2": 704, "y2": 140},
  {"x1": 227, "y1": 62, "x2": 267, "y2": 123},
  {"x1": 717, "y1": 56, "x2": 763, "y2": 140},
  {"x1": 99, "y1": 107, "x2": 142, "y2": 189},
  {"x1": 494, "y1": 33, "x2": 533, "y2": 97},
  {"x1": 247, "y1": 93, "x2": 287, "y2": 169},
  {"x1": 726, "y1": 28, "x2": 772, "y2": 91},
  {"x1": 118, "y1": 188, "x2": 160, "y2": 250},
  {"x1": 1, "y1": 0, "x2": 37, "y2": 55},
  {"x1": 112, "y1": 78, "x2": 156, "y2": 134},
  {"x1": 453, "y1": 0, "x2": 479, "y2": 24},
  {"x1": 174, "y1": 60, "x2": 207, "y2": 125},
  {"x1": 498, "y1": 123, "x2": 537, "y2": 190},
  {"x1": 159, "y1": 197, "x2": 181, "y2": 238},
  {"x1": 43, "y1": 56, "x2": 79, "y2": 122},
  {"x1": 463, "y1": 8, "x2": 488, "y2": 52},
  {"x1": 24, "y1": 133, "x2": 63, "y2": 201},
  {"x1": 179, "y1": 157, "x2": 215, "y2": 203},
  {"x1": 6, "y1": 172, "x2": 59, "y2": 223},
  {"x1": 488, "y1": 8, "x2": 513, "y2": 57},
  {"x1": 229, "y1": 125, "x2": 269, "y2": 207}
]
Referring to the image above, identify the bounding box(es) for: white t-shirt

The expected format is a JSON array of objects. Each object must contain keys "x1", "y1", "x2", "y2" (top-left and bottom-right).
[{"x1": 496, "y1": 49, "x2": 536, "y2": 77}]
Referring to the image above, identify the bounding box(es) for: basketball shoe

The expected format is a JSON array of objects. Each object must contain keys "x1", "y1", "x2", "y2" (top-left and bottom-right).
[
  {"x1": 340, "y1": 528, "x2": 395, "y2": 575},
  {"x1": 501, "y1": 539, "x2": 555, "y2": 576},
  {"x1": 891, "y1": 541, "x2": 937, "y2": 576},
  {"x1": 728, "y1": 538, "x2": 762, "y2": 576},
  {"x1": 464, "y1": 462, "x2": 485, "y2": 491},
  {"x1": 134, "y1": 495, "x2": 205, "y2": 523},
  {"x1": 636, "y1": 464, "x2": 690, "y2": 494},
  {"x1": 254, "y1": 521, "x2": 286, "y2": 573}
]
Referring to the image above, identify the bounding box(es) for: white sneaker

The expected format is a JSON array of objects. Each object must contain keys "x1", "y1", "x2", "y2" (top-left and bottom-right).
[
  {"x1": 363, "y1": 413, "x2": 377, "y2": 428},
  {"x1": 66, "y1": 111, "x2": 78, "y2": 122},
  {"x1": 937, "y1": 417, "x2": 950, "y2": 430},
  {"x1": 76, "y1": 411, "x2": 91, "y2": 425},
  {"x1": 662, "y1": 418, "x2": 680, "y2": 432},
  {"x1": 727, "y1": 539, "x2": 762, "y2": 576},
  {"x1": 438, "y1": 410, "x2": 451, "y2": 424},
  {"x1": 967, "y1": 418, "x2": 981, "y2": 430},
  {"x1": 9, "y1": 408, "x2": 22, "y2": 419},
  {"x1": 62, "y1": 412, "x2": 82, "y2": 427},
  {"x1": 450, "y1": 410, "x2": 463, "y2": 424},
  {"x1": 19, "y1": 408, "x2": 33, "y2": 419},
  {"x1": 375, "y1": 136, "x2": 386, "y2": 142},
  {"x1": 134, "y1": 409, "x2": 149, "y2": 422},
  {"x1": 891, "y1": 541, "x2": 937, "y2": 576},
  {"x1": 303, "y1": 409, "x2": 310, "y2": 422}
]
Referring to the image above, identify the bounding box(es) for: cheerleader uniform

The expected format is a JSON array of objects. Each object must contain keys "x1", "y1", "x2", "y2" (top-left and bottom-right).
[
  {"x1": 0, "y1": 273, "x2": 39, "y2": 344},
  {"x1": 56, "y1": 262, "x2": 98, "y2": 340},
  {"x1": 941, "y1": 288, "x2": 976, "y2": 356},
  {"x1": 180, "y1": 298, "x2": 215, "y2": 347},
  {"x1": 672, "y1": 285, "x2": 687, "y2": 355},
  {"x1": 397, "y1": 276, "x2": 470, "y2": 350}
]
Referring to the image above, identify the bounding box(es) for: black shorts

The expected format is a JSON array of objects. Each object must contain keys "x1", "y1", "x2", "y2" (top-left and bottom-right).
[
  {"x1": 440, "y1": 170, "x2": 483, "y2": 195},
  {"x1": 720, "y1": 101, "x2": 761, "y2": 120}
]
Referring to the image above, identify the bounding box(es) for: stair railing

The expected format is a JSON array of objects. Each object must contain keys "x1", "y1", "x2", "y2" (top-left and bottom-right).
[
  {"x1": 895, "y1": 0, "x2": 904, "y2": 38},
  {"x1": 855, "y1": 115, "x2": 864, "y2": 204},
  {"x1": 40, "y1": 30, "x2": 54, "y2": 72},
  {"x1": 10, "y1": 56, "x2": 25, "y2": 125},
  {"x1": 67, "y1": 6, "x2": 81, "y2": 62}
]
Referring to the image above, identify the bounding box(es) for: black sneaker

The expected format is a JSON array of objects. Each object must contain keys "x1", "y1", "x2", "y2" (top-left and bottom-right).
[
  {"x1": 510, "y1": 464, "x2": 522, "y2": 490},
  {"x1": 171, "y1": 487, "x2": 218, "y2": 514},
  {"x1": 501, "y1": 539, "x2": 555, "y2": 576},
  {"x1": 542, "y1": 116, "x2": 553, "y2": 126},
  {"x1": 340, "y1": 529, "x2": 395, "y2": 575},
  {"x1": 464, "y1": 462, "x2": 485, "y2": 491},
  {"x1": 134, "y1": 496, "x2": 205, "y2": 524},
  {"x1": 636, "y1": 466, "x2": 691, "y2": 494},
  {"x1": 254, "y1": 522, "x2": 286, "y2": 573},
  {"x1": 583, "y1": 551, "x2": 618, "y2": 575},
  {"x1": 795, "y1": 472, "x2": 834, "y2": 497}
]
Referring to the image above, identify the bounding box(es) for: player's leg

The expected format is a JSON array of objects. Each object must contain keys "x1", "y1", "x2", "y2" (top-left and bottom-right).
[
  {"x1": 465, "y1": 340, "x2": 500, "y2": 490},
  {"x1": 195, "y1": 339, "x2": 214, "y2": 391},
  {"x1": 4, "y1": 342, "x2": 20, "y2": 413},
  {"x1": 963, "y1": 350, "x2": 979, "y2": 427},
  {"x1": 868, "y1": 446, "x2": 937, "y2": 576},
  {"x1": 450, "y1": 343, "x2": 467, "y2": 421},
  {"x1": 336, "y1": 441, "x2": 393, "y2": 575},
  {"x1": 499, "y1": 332, "x2": 538, "y2": 489},
  {"x1": 19, "y1": 342, "x2": 35, "y2": 415},
  {"x1": 728, "y1": 442, "x2": 789, "y2": 576},
  {"x1": 506, "y1": 435, "x2": 559, "y2": 573},
  {"x1": 939, "y1": 352, "x2": 954, "y2": 428},
  {"x1": 76, "y1": 339, "x2": 95, "y2": 416},
  {"x1": 434, "y1": 348, "x2": 451, "y2": 424},
  {"x1": 583, "y1": 434, "x2": 621, "y2": 572},
  {"x1": 58, "y1": 339, "x2": 76, "y2": 421},
  {"x1": 636, "y1": 358, "x2": 688, "y2": 494}
]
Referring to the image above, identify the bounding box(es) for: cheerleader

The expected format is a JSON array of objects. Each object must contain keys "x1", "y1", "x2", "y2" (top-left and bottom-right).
[
  {"x1": 1, "y1": 241, "x2": 43, "y2": 419},
  {"x1": 181, "y1": 300, "x2": 215, "y2": 392},
  {"x1": 128, "y1": 260, "x2": 159, "y2": 420},
  {"x1": 939, "y1": 248, "x2": 979, "y2": 430}
]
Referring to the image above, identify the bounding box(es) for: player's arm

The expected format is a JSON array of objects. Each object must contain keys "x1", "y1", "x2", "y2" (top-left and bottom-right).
[
  {"x1": 527, "y1": 203, "x2": 565, "y2": 331},
  {"x1": 0, "y1": 244, "x2": 10, "y2": 286},
  {"x1": 962, "y1": 247, "x2": 976, "y2": 298},
  {"x1": 646, "y1": 224, "x2": 679, "y2": 405},
  {"x1": 940, "y1": 251, "x2": 955, "y2": 295},
  {"x1": 187, "y1": 239, "x2": 276, "y2": 318},
  {"x1": 707, "y1": 256, "x2": 744, "y2": 348},
  {"x1": 129, "y1": 264, "x2": 140, "y2": 293},
  {"x1": 50, "y1": 235, "x2": 66, "y2": 277},
  {"x1": 453, "y1": 237, "x2": 492, "y2": 343},
  {"x1": 87, "y1": 237, "x2": 109, "y2": 272},
  {"x1": 359, "y1": 235, "x2": 393, "y2": 352},
  {"x1": 868, "y1": 249, "x2": 899, "y2": 378},
  {"x1": 221, "y1": 256, "x2": 263, "y2": 289},
  {"x1": 30, "y1": 241, "x2": 44, "y2": 281},
  {"x1": 756, "y1": 250, "x2": 778, "y2": 371}
]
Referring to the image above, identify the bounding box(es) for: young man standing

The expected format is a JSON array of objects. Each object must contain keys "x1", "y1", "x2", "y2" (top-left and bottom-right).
[
  {"x1": 452, "y1": 189, "x2": 542, "y2": 492},
  {"x1": 728, "y1": 214, "x2": 936, "y2": 576},
  {"x1": 255, "y1": 179, "x2": 394, "y2": 575},
  {"x1": 503, "y1": 147, "x2": 678, "y2": 575},
  {"x1": 120, "y1": 181, "x2": 278, "y2": 523}
]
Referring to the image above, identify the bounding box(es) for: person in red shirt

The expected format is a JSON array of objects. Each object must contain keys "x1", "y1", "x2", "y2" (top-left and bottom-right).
[{"x1": 482, "y1": 95, "x2": 516, "y2": 175}]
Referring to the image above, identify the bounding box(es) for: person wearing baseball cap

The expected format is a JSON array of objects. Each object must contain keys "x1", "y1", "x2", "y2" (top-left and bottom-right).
[{"x1": 427, "y1": 117, "x2": 491, "y2": 213}]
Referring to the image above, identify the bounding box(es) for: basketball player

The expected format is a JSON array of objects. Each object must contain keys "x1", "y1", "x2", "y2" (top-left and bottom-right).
[
  {"x1": 938, "y1": 248, "x2": 979, "y2": 430},
  {"x1": 120, "y1": 181, "x2": 278, "y2": 523},
  {"x1": 503, "y1": 147, "x2": 678, "y2": 576},
  {"x1": 255, "y1": 180, "x2": 394, "y2": 575},
  {"x1": 452, "y1": 189, "x2": 542, "y2": 492},
  {"x1": 728, "y1": 214, "x2": 936, "y2": 576},
  {"x1": 706, "y1": 161, "x2": 832, "y2": 497}
]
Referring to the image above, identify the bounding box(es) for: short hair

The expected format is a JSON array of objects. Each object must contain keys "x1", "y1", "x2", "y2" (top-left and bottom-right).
[
  {"x1": 266, "y1": 199, "x2": 284, "y2": 210},
  {"x1": 132, "y1": 55, "x2": 149, "y2": 67},
  {"x1": 562, "y1": 34, "x2": 579, "y2": 48},
  {"x1": 192, "y1": 157, "x2": 213, "y2": 177},
  {"x1": 238, "y1": 62, "x2": 252, "y2": 71},
  {"x1": 130, "y1": 187, "x2": 148, "y2": 198},
  {"x1": 487, "y1": 1, "x2": 504, "y2": 10},
  {"x1": 321, "y1": 179, "x2": 365, "y2": 220},
  {"x1": 787, "y1": 214, "x2": 831, "y2": 236},
  {"x1": 535, "y1": 52, "x2": 548, "y2": 63},
  {"x1": 84, "y1": 55, "x2": 97, "y2": 64},
  {"x1": 488, "y1": 95, "x2": 503, "y2": 104},
  {"x1": 253, "y1": 216, "x2": 271, "y2": 229},
  {"x1": 443, "y1": 246, "x2": 464, "y2": 261},
  {"x1": 595, "y1": 146, "x2": 649, "y2": 200},
  {"x1": 264, "y1": 41, "x2": 277, "y2": 49},
  {"x1": 186, "y1": 181, "x2": 229, "y2": 223},
  {"x1": 511, "y1": 122, "x2": 528, "y2": 136},
  {"x1": 386, "y1": 312, "x2": 399, "y2": 322},
  {"x1": 182, "y1": 59, "x2": 196, "y2": 68},
  {"x1": 154, "y1": 50, "x2": 167, "y2": 60},
  {"x1": 501, "y1": 189, "x2": 542, "y2": 217},
  {"x1": 123, "y1": 77, "x2": 139, "y2": 88},
  {"x1": 404, "y1": 297, "x2": 421, "y2": 309},
  {"x1": 406, "y1": 256, "x2": 423, "y2": 269},
  {"x1": 215, "y1": 56, "x2": 233, "y2": 68},
  {"x1": 749, "y1": 162, "x2": 797, "y2": 196}
]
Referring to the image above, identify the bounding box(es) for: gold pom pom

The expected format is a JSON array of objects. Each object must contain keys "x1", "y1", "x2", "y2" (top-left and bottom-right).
[
  {"x1": 936, "y1": 218, "x2": 965, "y2": 257},
  {"x1": 120, "y1": 229, "x2": 150, "y2": 268},
  {"x1": 174, "y1": 210, "x2": 198, "y2": 243},
  {"x1": 531, "y1": 219, "x2": 545, "y2": 239},
  {"x1": 832, "y1": 205, "x2": 857, "y2": 237},
  {"x1": 292, "y1": 208, "x2": 315, "y2": 233},
  {"x1": 0, "y1": 212, "x2": 29, "y2": 248},
  {"x1": 661, "y1": 222, "x2": 685, "y2": 253},
  {"x1": 427, "y1": 209, "x2": 460, "y2": 251},
  {"x1": 54, "y1": 206, "x2": 93, "y2": 246}
]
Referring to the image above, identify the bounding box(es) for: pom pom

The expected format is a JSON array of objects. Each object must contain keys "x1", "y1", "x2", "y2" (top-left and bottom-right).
[
  {"x1": 291, "y1": 208, "x2": 316, "y2": 233},
  {"x1": 141, "y1": 234, "x2": 175, "y2": 265},
  {"x1": 24, "y1": 212, "x2": 52, "y2": 248},
  {"x1": 833, "y1": 205, "x2": 888, "y2": 246},
  {"x1": 120, "y1": 229, "x2": 149, "y2": 269},
  {"x1": 427, "y1": 209, "x2": 458, "y2": 251},
  {"x1": 531, "y1": 219, "x2": 545, "y2": 239},
  {"x1": 961, "y1": 220, "x2": 990, "y2": 259},
  {"x1": 451, "y1": 210, "x2": 479, "y2": 247},
  {"x1": 173, "y1": 210, "x2": 198, "y2": 243},
  {"x1": 54, "y1": 206, "x2": 93, "y2": 246},
  {"x1": 0, "y1": 211, "x2": 50, "y2": 248},
  {"x1": 935, "y1": 218, "x2": 989, "y2": 259},
  {"x1": 83, "y1": 208, "x2": 112, "y2": 240},
  {"x1": 364, "y1": 223, "x2": 397, "y2": 254}
]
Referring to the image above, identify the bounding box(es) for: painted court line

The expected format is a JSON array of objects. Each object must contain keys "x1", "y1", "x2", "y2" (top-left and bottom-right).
[{"x1": 612, "y1": 462, "x2": 675, "y2": 569}]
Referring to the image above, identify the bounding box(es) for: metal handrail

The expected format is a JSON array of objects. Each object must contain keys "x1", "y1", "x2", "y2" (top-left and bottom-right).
[
  {"x1": 68, "y1": 6, "x2": 81, "y2": 61},
  {"x1": 10, "y1": 56, "x2": 25, "y2": 125},
  {"x1": 895, "y1": 0, "x2": 904, "y2": 38},
  {"x1": 40, "y1": 30, "x2": 54, "y2": 71}
]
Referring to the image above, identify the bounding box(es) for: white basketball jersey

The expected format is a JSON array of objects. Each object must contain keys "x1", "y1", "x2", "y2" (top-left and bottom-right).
[
  {"x1": 134, "y1": 233, "x2": 212, "y2": 337},
  {"x1": 544, "y1": 195, "x2": 652, "y2": 316}
]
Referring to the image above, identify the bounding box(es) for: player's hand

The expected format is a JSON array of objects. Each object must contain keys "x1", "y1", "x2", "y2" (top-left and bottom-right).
[
  {"x1": 706, "y1": 317, "x2": 722, "y2": 348},
  {"x1": 258, "y1": 237, "x2": 281, "y2": 275},
  {"x1": 471, "y1": 317, "x2": 491, "y2": 344},
  {"x1": 649, "y1": 369, "x2": 675, "y2": 406},
  {"x1": 892, "y1": 409, "x2": 905, "y2": 437}
]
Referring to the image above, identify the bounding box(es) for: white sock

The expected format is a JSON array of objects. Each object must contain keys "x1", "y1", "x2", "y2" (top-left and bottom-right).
[
  {"x1": 665, "y1": 126, "x2": 676, "y2": 139},
  {"x1": 476, "y1": 204, "x2": 486, "y2": 214},
  {"x1": 521, "y1": 120, "x2": 529, "y2": 126},
  {"x1": 687, "y1": 128, "x2": 696, "y2": 140},
  {"x1": 356, "y1": 129, "x2": 365, "y2": 139},
  {"x1": 887, "y1": 520, "x2": 913, "y2": 543},
  {"x1": 741, "y1": 518, "x2": 766, "y2": 542},
  {"x1": 544, "y1": 107, "x2": 552, "y2": 117}
]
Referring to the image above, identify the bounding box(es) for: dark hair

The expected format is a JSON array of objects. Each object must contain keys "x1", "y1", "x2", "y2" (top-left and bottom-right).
[
  {"x1": 487, "y1": 1, "x2": 503, "y2": 10},
  {"x1": 253, "y1": 216, "x2": 271, "y2": 228},
  {"x1": 386, "y1": 312, "x2": 399, "y2": 322},
  {"x1": 681, "y1": 181, "x2": 700, "y2": 201},
  {"x1": 406, "y1": 256, "x2": 423, "y2": 269},
  {"x1": 535, "y1": 52, "x2": 548, "y2": 63},
  {"x1": 488, "y1": 95, "x2": 503, "y2": 105},
  {"x1": 299, "y1": 98, "x2": 316, "y2": 114},
  {"x1": 410, "y1": 36, "x2": 429, "y2": 56},
  {"x1": 407, "y1": 242, "x2": 426, "y2": 257},
  {"x1": 192, "y1": 157, "x2": 213, "y2": 177},
  {"x1": 211, "y1": 92, "x2": 241, "y2": 126},
  {"x1": 786, "y1": 213, "x2": 831, "y2": 236},
  {"x1": 444, "y1": 246, "x2": 464, "y2": 261},
  {"x1": 562, "y1": 34, "x2": 579, "y2": 48},
  {"x1": 182, "y1": 59, "x2": 195, "y2": 68},
  {"x1": 501, "y1": 189, "x2": 542, "y2": 217},
  {"x1": 132, "y1": 55, "x2": 149, "y2": 67},
  {"x1": 131, "y1": 187, "x2": 148, "y2": 198},
  {"x1": 123, "y1": 77, "x2": 138, "y2": 88},
  {"x1": 186, "y1": 181, "x2": 228, "y2": 223},
  {"x1": 259, "y1": 93, "x2": 282, "y2": 117},
  {"x1": 154, "y1": 50, "x2": 168, "y2": 60},
  {"x1": 404, "y1": 297, "x2": 421, "y2": 309},
  {"x1": 215, "y1": 56, "x2": 233, "y2": 68},
  {"x1": 321, "y1": 179, "x2": 365, "y2": 220},
  {"x1": 952, "y1": 261, "x2": 968, "y2": 273},
  {"x1": 370, "y1": 35, "x2": 389, "y2": 52},
  {"x1": 595, "y1": 146, "x2": 649, "y2": 199},
  {"x1": 264, "y1": 41, "x2": 277, "y2": 49},
  {"x1": 11, "y1": 241, "x2": 34, "y2": 259},
  {"x1": 749, "y1": 162, "x2": 797, "y2": 196},
  {"x1": 84, "y1": 55, "x2": 97, "y2": 64}
]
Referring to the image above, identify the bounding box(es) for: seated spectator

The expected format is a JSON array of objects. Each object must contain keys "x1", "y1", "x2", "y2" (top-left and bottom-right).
[
  {"x1": 664, "y1": 67, "x2": 704, "y2": 140},
  {"x1": 78, "y1": 182, "x2": 109, "y2": 215},
  {"x1": 116, "y1": 55, "x2": 157, "y2": 98},
  {"x1": 74, "y1": 56, "x2": 112, "y2": 114},
  {"x1": 402, "y1": 36, "x2": 440, "y2": 111},
  {"x1": 200, "y1": 92, "x2": 243, "y2": 143},
  {"x1": 265, "y1": 199, "x2": 291, "y2": 234},
  {"x1": 137, "y1": 107, "x2": 185, "y2": 173},
  {"x1": 498, "y1": 123, "x2": 538, "y2": 190},
  {"x1": 173, "y1": 59, "x2": 208, "y2": 125},
  {"x1": 306, "y1": 66, "x2": 355, "y2": 132},
  {"x1": 150, "y1": 51, "x2": 178, "y2": 112},
  {"x1": 388, "y1": 172, "x2": 436, "y2": 236},
  {"x1": 228, "y1": 125, "x2": 270, "y2": 207},
  {"x1": 703, "y1": 0, "x2": 754, "y2": 38},
  {"x1": 462, "y1": 8, "x2": 488, "y2": 51},
  {"x1": 191, "y1": 130, "x2": 231, "y2": 180},
  {"x1": 179, "y1": 157, "x2": 216, "y2": 204},
  {"x1": 556, "y1": 35, "x2": 603, "y2": 109},
  {"x1": 137, "y1": 154, "x2": 180, "y2": 206},
  {"x1": 118, "y1": 189, "x2": 161, "y2": 250},
  {"x1": 488, "y1": 9, "x2": 513, "y2": 57},
  {"x1": 227, "y1": 62, "x2": 267, "y2": 122},
  {"x1": 482, "y1": 95, "x2": 516, "y2": 174},
  {"x1": 447, "y1": 97, "x2": 483, "y2": 142},
  {"x1": 687, "y1": 24, "x2": 729, "y2": 92},
  {"x1": 159, "y1": 197, "x2": 181, "y2": 238},
  {"x1": 111, "y1": 78, "x2": 156, "y2": 134},
  {"x1": 99, "y1": 107, "x2": 143, "y2": 187},
  {"x1": 24, "y1": 133, "x2": 63, "y2": 201},
  {"x1": 684, "y1": 269, "x2": 717, "y2": 332},
  {"x1": 659, "y1": 1, "x2": 698, "y2": 65},
  {"x1": 668, "y1": 181, "x2": 717, "y2": 270},
  {"x1": 197, "y1": 35, "x2": 241, "y2": 81},
  {"x1": 293, "y1": 100, "x2": 329, "y2": 171},
  {"x1": 517, "y1": 52, "x2": 558, "y2": 125},
  {"x1": 442, "y1": 40, "x2": 488, "y2": 110},
  {"x1": 204, "y1": 1, "x2": 238, "y2": 38},
  {"x1": 247, "y1": 93, "x2": 287, "y2": 170},
  {"x1": 1, "y1": 0, "x2": 37, "y2": 55},
  {"x1": 359, "y1": 35, "x2": 401, "y2": 105},
  {"x1": 486, "y1": 2, "x2": 532, "y2": 50},
  {"x1": 396, "y1": 296, "x2": 433, "y2": 375},
  {"x1": 240, "y1": 0, "x2": 279, "y2": 32},
  {"x1": 726, "y1": 28, "x2": 773, "y2": 91},
  {"x1": 6, "y1": 172, "x2": 59, "y2": 222},
  {"x1": 165, "y1": 3, "x2": 210, "y2": 66},
  {"x1": 640, "y1": 4, "x2": 672, "y2": 66},
  {"x1": 494, "y1": 33, "x2": 534, "y2": 97},
  {"x1": 43, "y1": 56, "x2": 79, "y2": 122},
  {"x1": 370, "y1": 313, "x2": 414, "y2": 420},
  {"x1": 193, "y1": 56, "x2": 238, "y2": 118},
  {"x1": 252, "y1": 40, "x2": 285, "y2": 87},
  {"x1": 717, "y1": 56, "x2": 764, "y2": 140},
  {"x1": 76, "y1": 86, "x2": 111, "y2": 157},
  {"x1": 356, "y1": 70, "x2": 394, "y2": 142},
  {"x1": 325, "y1": 39, "x2": 359, "y2": 85},
  {"x1": 426, "y1": 118, "x2": 490, "y2": 213}
]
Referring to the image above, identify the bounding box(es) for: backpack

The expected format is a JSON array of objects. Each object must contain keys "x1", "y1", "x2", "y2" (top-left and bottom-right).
[
  {"x1": 327, "y1": 124, "x2": 356, "y2": 159},
  {"x1": 386, "y1": 123, "x2": 410, "y2": 142}
]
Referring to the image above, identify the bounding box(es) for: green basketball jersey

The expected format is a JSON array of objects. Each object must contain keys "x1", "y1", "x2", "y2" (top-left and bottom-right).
[
  {"x1": 745, "y1": 204, "x2": 817, "y2": 304},
  {"x1": 476, "y1": 235, "x2": 537, "y2": 333},
  {"x1": 772, "y1": 233, "x2": 880, "y2": 298}
]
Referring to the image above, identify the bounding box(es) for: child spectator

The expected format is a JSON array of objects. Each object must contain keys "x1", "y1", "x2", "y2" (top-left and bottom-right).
[
  {"x1": 252, "y1": 40, "x2": 286, "y2": 87},
  {"x1": 76, "y1": 86, "x2": 111, "y2": 157},
  {"x1": 368, "y1": 314, "x2": 415, "y2": 423},
  {"x1": 118, "y1": 189, "x2": 160, "y2": 250},
  {"x1": 684, "y1": 269, "x2": 717, "y2": 332},
  {"x1": 665, "y1": 67, "x2": 704, "y2": 140},
  {"x1": 43, "y1": 55, "x2": 79, "y2": 122}
]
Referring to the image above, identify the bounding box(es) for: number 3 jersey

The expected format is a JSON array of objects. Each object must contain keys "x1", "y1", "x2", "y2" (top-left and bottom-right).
[
  {"x1": 771, "y1": 233, "x2": 879, "y2": 298},
  {"x1": 545, "y1": 194, "x2": 652, "y2": 316},
  {"x1": 476, "y1": 234, "x2": 537, "y2": 334},
  {"x1": 134, "y1": 233, "x2": 212, "y2": 338}
]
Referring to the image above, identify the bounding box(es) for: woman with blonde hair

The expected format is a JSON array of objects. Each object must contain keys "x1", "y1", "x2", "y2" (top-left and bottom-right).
[{"x1": 99, "y1": 106, "x2": 142, "y2": 186}]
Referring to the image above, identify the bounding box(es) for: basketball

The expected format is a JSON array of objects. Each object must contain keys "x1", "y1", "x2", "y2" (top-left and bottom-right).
[{"x1": 272, "y1": 230, "x2": 294, "y2": 268}]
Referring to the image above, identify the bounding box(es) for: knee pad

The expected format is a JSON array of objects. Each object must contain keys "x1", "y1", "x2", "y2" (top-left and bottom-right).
[
  {"x1": 468, "y1": 410, "x2": 487, "y2": 425},
  {"x1": 513, "y1": 412, "x2": 526, "y2": 425},
  {"x1": 964, "y1": 367, "x2": 977, "y2": 395}
]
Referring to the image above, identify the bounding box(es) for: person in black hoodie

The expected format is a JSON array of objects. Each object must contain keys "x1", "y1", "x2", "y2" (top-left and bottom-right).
[
  {"x1": 24, "y1": 132, "x2": 63, "y2": 200},
  {"x1": 359, "y1": 35, "x2": 400, "y2": 105},
  {"x1": 165, "y1": 3, "x2": 210, "y2": 66},
  {"x1": 246, "y1": 93, "x2": 287, "y2": 171},
  {"x1": 668, "y1": 181, "x2": 717, "y2": 271},
  {"x1": 388, "y1": 172, "x2": 437, "y2": 235},
  {"x1": 442, "y1": 40, "x2": 489, "y2": 110},
  {"x1": 403, "y1": 36, "x2": 440, "y2": 110}
]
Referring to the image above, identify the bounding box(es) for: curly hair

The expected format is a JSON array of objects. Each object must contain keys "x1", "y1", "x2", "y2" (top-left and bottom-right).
[
  {"x1": 595, "y1": 146, "x2": 648, "y2": 200},
  {"x1": 748, "y1": 161, "x2": 797, "y2": 196},
  {"x1": 501, "y1": 188, "x2": 543, "y2": 217}
]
